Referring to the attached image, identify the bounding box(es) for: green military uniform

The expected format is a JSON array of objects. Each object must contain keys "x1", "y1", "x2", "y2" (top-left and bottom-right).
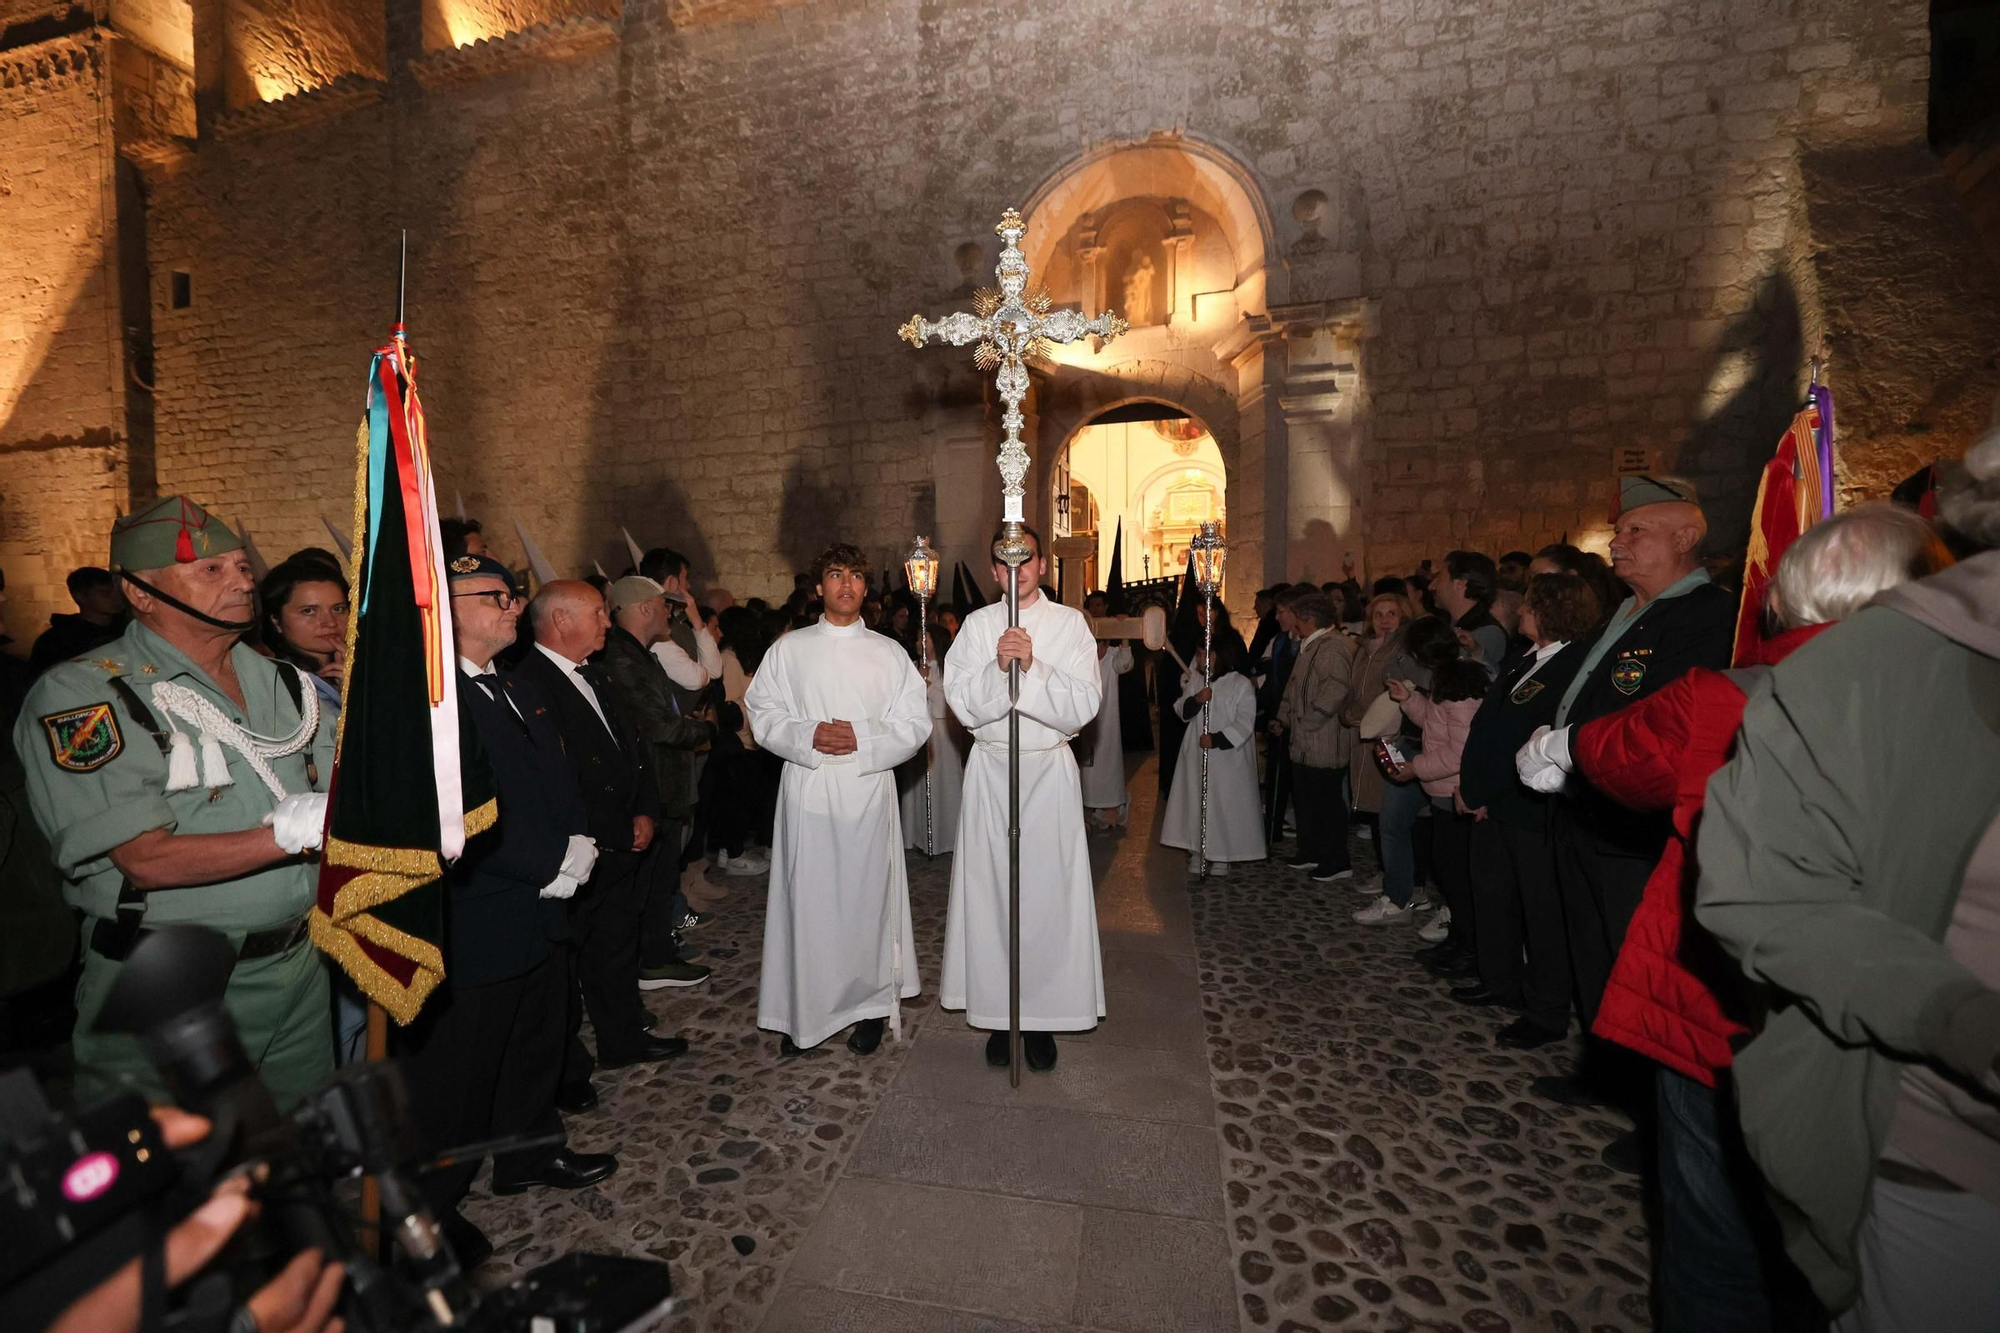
[{"x1": 12, "y1": 498, "x2": 338, "y2": 1110}]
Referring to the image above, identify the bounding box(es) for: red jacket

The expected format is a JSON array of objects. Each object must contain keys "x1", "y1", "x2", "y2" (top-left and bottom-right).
[{"x1": 1577, "y1": 623, "x2": 1831, "y2": 1086}]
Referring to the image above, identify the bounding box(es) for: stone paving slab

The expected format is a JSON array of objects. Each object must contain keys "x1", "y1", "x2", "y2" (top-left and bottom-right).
[
  {"x1": 845, "y1": 1093, "x2": 1225, "y2": 1221},
  {"x1": 1071, "y1": 1208, "x2": 1239, "y2": 1333},
  {"x1": 897, "y1": 1024, "x2": 1215, "y2": 1126},
  {"x1": 760, "y1": 1285, "x2": 1100, "y2": 1333},
  {"x1": 784, "y1": 1177, "x2": 1083, "y2": 1322}
]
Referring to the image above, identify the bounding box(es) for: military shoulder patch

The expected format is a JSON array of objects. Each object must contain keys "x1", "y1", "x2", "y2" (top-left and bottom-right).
[
  {"x1": 1610, "y1": 658, "x2": 1646, "y2": 696},
  {"x1": 1510, "y1": 678, "x2": 1546, "y2": 705},
  {"x1": 42, "y1": 703, "x2": 124, "y2": 772}
]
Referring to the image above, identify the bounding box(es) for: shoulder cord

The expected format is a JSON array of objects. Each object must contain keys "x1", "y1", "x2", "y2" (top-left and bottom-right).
[{"x1": 149, "y1": 678, "x2": 319, "y2": 801}]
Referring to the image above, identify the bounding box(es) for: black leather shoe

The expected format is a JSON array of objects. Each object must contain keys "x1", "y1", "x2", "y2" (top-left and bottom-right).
[
  {"x1": 555, "y1": 1079, "x2": 599, "y2": 1113},
  {"x1": 1450, "y1": 984, "x2": 1523, "y2": 1008},
  {"x1": 1496, "y1": 1018, "x2": 1566, "y2": 1050},
  {"x1": 491, "y1": 1150, "x2": 619, "y2": 1195},
  {"x1": 1530, "y1": 1072, "x2": 1607, "y2": 1108},
  {"x1": 598, "y1": 1034, "x2": 690, "y2": 1069},
  {"x1": 1425, "y1": 955, "x2": 1479, "y2": 980},
  {"x1": 985, "y1": 1031, "x2": 1009, "y2": 1067},
  {"x1": 1023, "y1": 1031, "x2": 1057, "y2": 1073},
  {"x1": 779, "y1": 1034, "x2": 820, "y2": 1057},
  {"x1": 846, "y1": 1017, "x2": 886, "y2": 1055},
  {"x1": 438, "y1": 1208, "x2": 493, "y2": 1268},
  {"x1": 1600, "y1": 1129, "x2": 1644, "y2": 1175}
]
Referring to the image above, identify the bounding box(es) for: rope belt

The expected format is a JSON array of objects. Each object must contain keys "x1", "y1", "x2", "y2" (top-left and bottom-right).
[
  {"x1": 973, "y1": 737, "x2": 1075, "y2": 755},
  {"x1": 149, "y1": 679, "x2": 318, "y2": 799}
]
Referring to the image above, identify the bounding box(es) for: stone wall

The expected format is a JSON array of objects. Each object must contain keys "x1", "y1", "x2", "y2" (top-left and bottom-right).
[
  {"x1": 0, "y1": 32, "x2": 127, "y2": 648},
  {"x1": 14, "y1": 0, "x2": 1999, "y2": 618}
]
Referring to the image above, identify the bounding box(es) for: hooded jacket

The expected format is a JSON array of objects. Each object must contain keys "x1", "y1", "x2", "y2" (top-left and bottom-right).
[{"x1": 1695, "y1": 550, "x2": 2000, "y2": 1310}]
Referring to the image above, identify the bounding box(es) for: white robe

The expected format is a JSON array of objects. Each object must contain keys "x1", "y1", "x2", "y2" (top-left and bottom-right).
[
  {"x1": 941, "y1": 595, "x2": 1106, "y2": 1031},
  {"x1": 897, "y1": 665, "x2": 967, "y2": 855},
  {"x1": 1161, "y1": 670, "x2": 1268, "y2": 862},
  {"x1": 746, "y1": 617, "x2": 932, "y2": 1047},
  {"x1": 1077, "y1": 641, "x2": 1134, "y2": 812}
]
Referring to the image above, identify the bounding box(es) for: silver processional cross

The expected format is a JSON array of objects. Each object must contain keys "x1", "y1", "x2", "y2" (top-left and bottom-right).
[{"x1": 899, "y1": 208, "x2": 1127, "y2": 1087}]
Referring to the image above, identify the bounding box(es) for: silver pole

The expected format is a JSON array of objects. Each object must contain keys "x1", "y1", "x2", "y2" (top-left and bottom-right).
[
  {"x1": 1196, "y1": 590, "x2": 1215, "y2": 877},
  {"x1": 995, "y1": 522, "x2": 1030, "y2": 1088},
  {"x1": 397, "y1": 229, "x2": 407, "y2": 328},
  {"x1": 920, "y1": 593, "x2": 935, "y2": 856}
]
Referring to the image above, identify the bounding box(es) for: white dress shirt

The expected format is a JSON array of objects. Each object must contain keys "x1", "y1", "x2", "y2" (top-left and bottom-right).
[{"x1": 535, "y1": 642, "x2": 613, "y2": 735}]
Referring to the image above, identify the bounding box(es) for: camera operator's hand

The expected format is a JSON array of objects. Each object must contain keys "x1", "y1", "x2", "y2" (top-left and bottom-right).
[
  {"x1": 48, "y1": 1109, "x2": 346, "y2": 1333},
  {"x1": 244, "y1": 1247, "x2": 346, "y2": 1333}
]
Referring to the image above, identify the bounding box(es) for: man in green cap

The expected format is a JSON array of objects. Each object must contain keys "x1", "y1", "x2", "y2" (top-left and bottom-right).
[{"x1": 13, "y1": 495, "x2": 339, "y2": 1110}]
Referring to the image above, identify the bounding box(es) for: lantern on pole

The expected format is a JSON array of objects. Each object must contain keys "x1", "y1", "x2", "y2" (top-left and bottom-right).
[
  {"x1": 905, "y1": 535, "x2": 942, "y2": 855},
  {"x1": 1188, "y1": 521, "x2": 1227, "y2": 877}
]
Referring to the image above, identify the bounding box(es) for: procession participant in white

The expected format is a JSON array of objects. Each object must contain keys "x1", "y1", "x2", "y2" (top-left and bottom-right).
[
  {"x1": 1161, "y1": 632, "x2": 1268, "y2": 873},
  {"x1": 898, "y1": 622, "x2": 967, "y2": 855},
  {"x1": 747, "y1": 543, "x2": 932, "y2": 1056},
  {"x1": 941, "y1": 526, "x2": 1105, "y2": 1073},
  {"x1": 1077, "y1": 592, "x2": 1135, "y2": 832}
]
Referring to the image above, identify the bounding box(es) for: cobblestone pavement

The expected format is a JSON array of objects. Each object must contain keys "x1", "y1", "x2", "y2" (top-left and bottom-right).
[{"x1": 462, "y1": 761, "x2": 1652, "y2": 1331}]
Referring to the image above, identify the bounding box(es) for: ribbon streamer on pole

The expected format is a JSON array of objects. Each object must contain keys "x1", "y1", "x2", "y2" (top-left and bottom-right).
[{"x1": 899, "y1": 209, "x2": 1126, "y2": 1086}]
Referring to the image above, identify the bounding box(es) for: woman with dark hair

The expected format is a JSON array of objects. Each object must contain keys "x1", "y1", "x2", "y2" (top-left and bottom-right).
[{"x1": 260, "y1": 557, "x2": 351, "y2": 710}]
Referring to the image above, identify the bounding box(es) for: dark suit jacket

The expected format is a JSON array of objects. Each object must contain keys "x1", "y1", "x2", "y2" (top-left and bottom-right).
[
  {"x1": 1459, "y1": 640, "x2": 1590, "y2": 833},
  {"x1": 447, "y1": 669, "x2": 585, "y2": 988},
  {"x1": 511, "y1": 647, "x2": 661, "y2": 851},
  {"x1": 1563, "y1": 580, "x2": 1735, "y2": 857}
]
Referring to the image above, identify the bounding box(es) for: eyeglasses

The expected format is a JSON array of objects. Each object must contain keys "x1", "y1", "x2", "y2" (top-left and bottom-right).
[{"x1": 450, "y1": 590, "x2": 521, "y2": 610}]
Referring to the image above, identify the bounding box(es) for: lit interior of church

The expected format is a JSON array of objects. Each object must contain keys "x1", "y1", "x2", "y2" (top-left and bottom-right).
[{"x1": 4, "y1": 2, "x2": 2000, "y2": 1331}]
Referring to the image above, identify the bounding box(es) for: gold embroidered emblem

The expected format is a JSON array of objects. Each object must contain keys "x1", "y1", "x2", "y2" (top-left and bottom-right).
[
  {"x1": 140, "y1": 663, "x2": 159, "y2": 675},
  {"x1": 449, "y1": 555, "x2": 481, "y2": 574}
]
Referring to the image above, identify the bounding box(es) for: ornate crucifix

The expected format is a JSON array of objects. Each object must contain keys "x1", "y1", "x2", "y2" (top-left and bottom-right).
[{"x1": 898, "y1": 207, "x2": 1127, "y2": 1087}]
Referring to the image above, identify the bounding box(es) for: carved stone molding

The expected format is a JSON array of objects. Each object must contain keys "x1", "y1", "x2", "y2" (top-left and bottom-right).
[
  {"x1": 410, "y1": 15, "x2": 617, "y2": 92},
  {"x1": 210, "y1": 74, "x2": 386, "y2": 140}
]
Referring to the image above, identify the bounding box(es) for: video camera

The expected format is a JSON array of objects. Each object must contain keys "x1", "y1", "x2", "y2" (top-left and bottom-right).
[{"x1": 0, "y1": 925, "x2": 675, "y2": 1332}]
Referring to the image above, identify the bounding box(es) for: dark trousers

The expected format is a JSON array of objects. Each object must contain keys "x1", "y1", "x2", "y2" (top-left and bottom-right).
[
  {"x1": 398, "y1": 952, "x2": 566, "y2": 1211},
  {"x1": 565, "y1": 847, "x2": 650, "y2": 1079},
  {"x1": 702, "y1": 750, "x2": 759, "y2": 857},
  {"x1": 1474, "y1": 818, "x2": 1572, "y2": 1033},
  {"x1": 1429, "y1": 801, "x2": 1475, "y2": 950},
  {"x1": 639, "y1": 817, "x2": 689, "y2": 970},
  {"x1": 1264, "y1": 744, "x2": 1295, "y2": 844},
  {"x1": 1292, "y1": 763, "x2": 1351, "y2": 874},
  {"x1": 1552, "y1": 807, "x2": 1652, "y2": 1029},
  {"x1": 1656, "y1": 1067, "x2": 1812, "y2": 1332}
]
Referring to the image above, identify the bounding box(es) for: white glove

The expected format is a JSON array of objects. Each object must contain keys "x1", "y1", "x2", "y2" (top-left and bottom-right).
[
  {"x1": 559, "y1": 834, "x2": 598, "y2": 882},
  {"x1": 1515, "y1": 725, "x2": 1574, "y2": 794},
  {"x1": 264, "y1": 792, "x2": 328, "y2": 854},
  {"x1": 540, "y1": 873, "x2": 579, "y2": 901}
]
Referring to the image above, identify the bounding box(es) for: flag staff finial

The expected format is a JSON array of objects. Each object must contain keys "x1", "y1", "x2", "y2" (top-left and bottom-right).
[{"x1": 397, "y1": 229, "x2": 407, "y2": 336}]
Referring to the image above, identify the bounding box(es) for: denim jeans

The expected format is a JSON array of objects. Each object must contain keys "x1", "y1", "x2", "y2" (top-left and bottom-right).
[
  {"x1": 1656, "y1": 1066, "x2": 1788, "y2": 1333},
  {"x1": 1379, "y1": 773, "x2": 1428, "y2": 908}
]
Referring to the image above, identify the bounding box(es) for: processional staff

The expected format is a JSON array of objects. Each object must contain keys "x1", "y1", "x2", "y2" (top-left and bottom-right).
[
  {"x1": 1187, "y1": 522, "x2": 1228, "y2": 878},
  {"x1": 898, "y1": 208, "x2": 1126, "y2": 1087},
  {"x1": 904, "y1": 535, "x2": 942, "y2": 856}
]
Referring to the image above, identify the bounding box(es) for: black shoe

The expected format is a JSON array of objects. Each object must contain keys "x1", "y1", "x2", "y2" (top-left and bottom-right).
[
  {"x1": 1425, "y1": 955, "x2": 1479, "y2": 980},
  {"x1": 1023, "y1": 1031, "x2": 1057, "y2": 1073},
  {"x1": 846, "y1": 1017, "x2": 886, "y2": 1055},
  {"x1": 1412, "y1": 942, "x2": 1458, "y2": 965},
  {"x1": 1450, "y1": 983, "x2": 1522, "y2": 1008},
  {"x1": 491, "y1": 1149, "x2": 619, "y2": 1195},
  {"x1": 984, "y1": 1031, "x2": 1009, "y2": 1067},
  {"x1": 637, "y1": 960, "x2": 710, "y2": 990},
  {"x1": 1496, "y1": 1018, "x2": 1567, "y2": 1050},
  {"x1": 439, "y1": 1208, "x2": 493, "y2": 1268},
  {"x1": 1285, "y1": 858, "x2": 1318, "y2": 871},
  {"x1": 1600, "y1": 1129, "x2": 1643, "y2": 1175},
  {"x1": 779, "y1": 1034, "x2": 819, "y2": 1057},
  {"x1": 555, "y1": 1079, "x2": 599, "y2": 1113},
  {"x1": 1530, "y1": 1072, "x2": 1606, "y2": 1108},
  {"x1": 598, "y1": 1034, "x2": 690, "y2": 1069}
]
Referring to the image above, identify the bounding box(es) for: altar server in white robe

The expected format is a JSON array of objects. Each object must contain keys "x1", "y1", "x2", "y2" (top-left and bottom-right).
[
  {"x1": 941, "y1": 526, "x2": 1104, "y2": 1073},
  {"x1": 898, "y1": 623, "x2": 966, "y2": 855},
  {"x1": 1077, "y1": 607, "x2": 1135, "y2": 829},
  {"x1": 1161, "y1": 632, "x2": 1268, "y2": 873},
  {"x1": 747, "y1": 543, "x2": 931, "y2": 1056}
]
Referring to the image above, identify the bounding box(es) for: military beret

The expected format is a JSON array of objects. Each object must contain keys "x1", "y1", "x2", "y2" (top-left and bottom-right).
[
  {"x1": 1619, "y1": 474, "x2": 1701, "y2": 514},
  {"x1": 110, "y1": 495, "x2": 244, "y2": 573},
  {"x1": 445, "y1": 553, "x2": 518, "y2": 595}
]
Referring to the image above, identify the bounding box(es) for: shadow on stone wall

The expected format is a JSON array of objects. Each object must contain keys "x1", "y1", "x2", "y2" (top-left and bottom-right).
[{"x1": 1679, "y1": 267, "x2": 1805, "y2": 547}]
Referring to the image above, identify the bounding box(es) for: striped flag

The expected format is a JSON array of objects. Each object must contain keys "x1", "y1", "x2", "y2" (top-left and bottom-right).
[{"x1": 1733, "y1": 388, "x2": 1835, "y2": 665}]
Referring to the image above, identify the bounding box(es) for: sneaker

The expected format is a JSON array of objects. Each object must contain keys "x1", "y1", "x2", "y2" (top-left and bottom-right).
[
  {"x1": 1311, "y1": 866, "x2": 1354, "y2": 883},
  {"x1": 676, "y1": 910, "x2": 713, "y2": 932},
  {"x1": 638, "y1": 960, "x2": 711, "y2": 990},
  {"x1": 719, "y1": 852, "x2": 768, "y2": 876},
  {"x1": 1285, "y1": 857, "x2": 1318, "y2": 871},
  {"x1": 1356, "y1": 825, "x2": 1373, "y2": 840},
  {"x1": 1417, "y1": 907, "x2": 1453, "y2": 944},
  {"x1": 1353, "y1": 894, "x2": 1413, "y2": 926},
  {"x1": 1351, "y1": 877, "x2": 1382, "y2": 895},
  {"x1": 1411, "y1": 887, "x2": 1440, "y2": 910}
]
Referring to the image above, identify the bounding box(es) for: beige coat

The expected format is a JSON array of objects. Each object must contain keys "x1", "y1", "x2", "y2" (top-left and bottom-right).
[
  {"x1": 1277, "y1": 629, "x2": 1358, "y2": 771},
  {"x1": 1343, "y1": 630, "x2": 1404, "y2": 812}
]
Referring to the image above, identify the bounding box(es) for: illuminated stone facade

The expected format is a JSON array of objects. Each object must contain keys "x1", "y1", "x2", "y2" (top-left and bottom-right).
[{"x1": 3, "y1": 0, "x2": 1998, "y2": 643}]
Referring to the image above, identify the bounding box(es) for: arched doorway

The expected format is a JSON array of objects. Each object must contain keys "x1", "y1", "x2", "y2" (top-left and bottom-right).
[{"x1": 1049, "y1": 400, "x2": 1225, "y2": 601}]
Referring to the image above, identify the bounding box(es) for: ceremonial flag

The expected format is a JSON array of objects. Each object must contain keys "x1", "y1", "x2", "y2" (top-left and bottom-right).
[
  {"x1": 1733, "y1": 387, "x2": 1835, "y2": 665},
  {"x1": 1104, "y1": 517, "x2": 1125, "y2": 600},
  {"x1": 1891, "y1": 461, "x2": 1941, "y2": 518},
  {"x1": 311, "y1": 324, "x2": 497, "y2": 1024}
]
